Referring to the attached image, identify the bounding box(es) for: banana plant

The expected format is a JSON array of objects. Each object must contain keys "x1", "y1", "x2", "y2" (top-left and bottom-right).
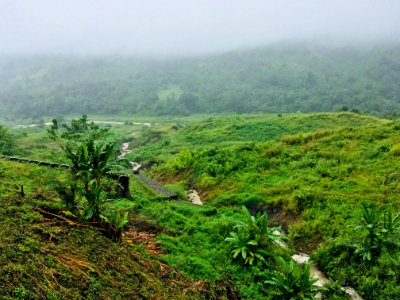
[
  {"x1": 101, "y1": 210, "x2": 129, "y2": 241},
  {"x1": 354, "y1": 204, "x2": 399, "y2": 261},
  {"x1": 84, "y1": 180, "x2": 103, "y2": 222},
  {"x1": 225, "y1": 206, "x2": 287, "y2": 266},
  {"x1": 264, "y1": 256, "x2": 324, "y2": 299},
  {"x1": 65, "y1": 140, "x2": 117, "y2": 183},
  {"x1": 50, "y1": 116, "x2": 120, "y2": 222},
  {"x1": 225, "y1": 231, "x2": 272, "y2": 265},
  {"x1": 354, "y1": 203, "x2": 381, "y2": 261}
]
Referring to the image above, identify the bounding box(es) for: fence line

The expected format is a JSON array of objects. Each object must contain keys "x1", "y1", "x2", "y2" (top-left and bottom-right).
[{"x1": 0, "y1": 155, "x2": 130, "y2": 198}]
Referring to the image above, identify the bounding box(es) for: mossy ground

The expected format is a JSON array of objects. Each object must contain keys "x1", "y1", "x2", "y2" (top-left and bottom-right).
[{"x1": 0, "y1": 160, "x2": 221, "y2": 299}]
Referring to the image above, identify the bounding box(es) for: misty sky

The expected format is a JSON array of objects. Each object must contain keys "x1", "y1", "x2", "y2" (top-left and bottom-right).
[{"x1": 1, "y1": 0, "x2": 399, "y2": 55}]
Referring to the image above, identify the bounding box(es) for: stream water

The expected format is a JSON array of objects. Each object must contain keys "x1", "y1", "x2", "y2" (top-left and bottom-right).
[
  {"x1": 184, "y1": 188, "x2": 362, "y2": 299},
  {"x1": 117, "y1": 128, "x2": 362, "y2": 300},
  {"x1": 292, "y1": 253, "x2": 364, "y2": 300},
  {"x1": 118, "y1": 142, "x2": 131, "y2": 159},
  {"x1": 118, "y1": 140, "x2": 203, "y2": 205},
  {"x1": 118, "y1": 142, "x2": 142, "y2": 173},
  {"x1": 188, "y1": 189, "x2": 203, "y2": 205}
]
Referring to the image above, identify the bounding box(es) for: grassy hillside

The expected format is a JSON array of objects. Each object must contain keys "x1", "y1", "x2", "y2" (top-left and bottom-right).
[
  {"x1": 1, "y1": 112, "x2": 399, "y2": 299},
  {"x1": 0, "y1": 160, "x2": 224, "y2": 299},
  {"x1": 129, "y1": 112, "x2": 386, "y2": 163},
  {"x1": 131, "y1": 113, "x2": 400, "y2": 299}
]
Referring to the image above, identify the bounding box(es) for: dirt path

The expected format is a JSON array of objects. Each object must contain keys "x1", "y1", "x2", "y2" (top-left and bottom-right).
[
  {"x1": 14, "y1": 120, "x2": 151, "y2": 129},
  {"x1": 14, "y1": 122, "x2": 53, "y2": 129}
]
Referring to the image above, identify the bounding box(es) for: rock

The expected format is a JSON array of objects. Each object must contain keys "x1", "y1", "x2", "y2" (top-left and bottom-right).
[{"x1": 188, "y1": 190, "x2": 203, "y2": 205}]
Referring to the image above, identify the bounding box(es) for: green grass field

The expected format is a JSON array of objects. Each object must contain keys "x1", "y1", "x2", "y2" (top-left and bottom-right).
[{"x1": 1, "y1": 112, "x2": 399, "y2": 299}]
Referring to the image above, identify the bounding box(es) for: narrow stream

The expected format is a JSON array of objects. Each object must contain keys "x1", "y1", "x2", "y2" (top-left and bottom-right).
[
  {"x1": 117, "y1": 133, "x2": 362, "y2": 300},
  {"x1": 292, "y1": 253, "x2": 364, "y2": 300},
  {"x1": 185, "y1": 189, "x2": 363, "y2": 299},
  {"x1": 118, "y1": 142, "x2": 131, "y2": 159},
  {"x1": 118, "y1": 142, "x2": 142, "y2": 173}
]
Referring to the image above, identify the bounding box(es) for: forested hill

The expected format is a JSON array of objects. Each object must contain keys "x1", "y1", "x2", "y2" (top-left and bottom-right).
[{"x1": 1, "y1": 43, "x2": 400, "y2": 119}]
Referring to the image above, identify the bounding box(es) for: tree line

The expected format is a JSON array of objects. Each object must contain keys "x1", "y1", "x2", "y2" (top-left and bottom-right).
[{"x1": 0, "y1": 43, "x2": 400, "y2": 119}]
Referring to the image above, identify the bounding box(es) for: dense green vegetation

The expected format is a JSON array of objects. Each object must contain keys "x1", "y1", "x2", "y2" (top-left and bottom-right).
[
  {"x1": 48, "y1": 116, "x2": 121, "y2": 223},
  {"x1": 131, "y1": 113, "x2": 400, "y2": 299},
  {"x1": 0, "y1": 161, "x2": 211, "y2": 299},
  {"x1": 0, "y1": 126, "x2": 17, "y2": 155},
  {"x1": 1, "y1": 113, "x2": 399, "y2": 299},
  {"x1": 1, "y1": 43, "x2": 400, "y2": 119}
]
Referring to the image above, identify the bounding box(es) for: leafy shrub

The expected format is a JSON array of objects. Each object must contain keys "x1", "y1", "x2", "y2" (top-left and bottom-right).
[
  {"x1": 321, "y1": 280, "x2": 348, "y2": 300},
  {"x1": 163, "y1": 148, "x2": 193, "y2": 174},
  {"x1": 354, "y1": 204, "x2": 399, "y2": 261},
  {"x1": 0, "y1": 126, "x2": 17, "y2": 155},
  {"x1": 389, "y1": 143, "x2": 400, "y2": 156},
  {"x1": 197, "y1": 173, "x2": 217, "y2": 188},
  {"x1": 292, "y1": 188, "x2": 323, "y2": 212},
  {"x1": 101, "y1": 210, "x2": 129, "y2": 241},
  {"x1": 264, "y1": 256, "x2": 325, "y2": 299},
  {"x1": 225, "y1": 206, "x2": 286, "y2": 266},
  {"x1": 55, "y1": 180, "x2": 78, "y2": 212}
]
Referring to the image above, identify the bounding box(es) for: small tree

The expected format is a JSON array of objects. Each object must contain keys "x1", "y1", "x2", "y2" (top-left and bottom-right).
[
  {"x1": 0, "y1": 126, "x2": 17, "y2": 155},
  {"x1": 49, "y1": 115, "x2": 119, "y2": 221},
  {"x1": 48, "y1": 114, "x2": 108, "y2": 143}
]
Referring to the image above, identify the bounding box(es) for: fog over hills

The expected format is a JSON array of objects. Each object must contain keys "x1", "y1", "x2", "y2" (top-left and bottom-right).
[
  {"x1": 0, "y1": 44, "x2": 399, "y2": 119},
  {"x1": 1, "y1": 0, "x2": 399, "y2": 56},
  {"x1": 0, "y1": 1, "x2": 399, "y2": 119}
]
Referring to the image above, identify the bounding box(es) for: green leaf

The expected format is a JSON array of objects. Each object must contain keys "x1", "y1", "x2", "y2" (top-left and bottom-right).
[
  {"x1": 241, "y1": 247, "x2": 247, "y2": 259},
  {"x1": 246, "y1": 240, "x2": 258, "y2": 246},
  {"x1": 232, "y1": 249, "x2": 241, "y2": 258}
]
